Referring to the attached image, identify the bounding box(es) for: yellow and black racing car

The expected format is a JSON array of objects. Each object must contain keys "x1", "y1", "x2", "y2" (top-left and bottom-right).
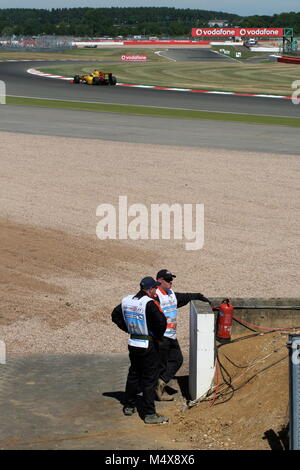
[{"x1": 73, "y1": 70, "x2": 117, "y2": 86}]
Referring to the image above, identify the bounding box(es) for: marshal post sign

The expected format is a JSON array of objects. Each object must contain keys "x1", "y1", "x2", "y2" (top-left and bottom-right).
[{"x1": 191, "y1": 28, "x2": 284, "y2": 37}]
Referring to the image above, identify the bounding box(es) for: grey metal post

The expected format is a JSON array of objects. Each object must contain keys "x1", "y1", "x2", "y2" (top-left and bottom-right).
[
  {"x1": 189, "y1": 300, "x2": 216, "y2": 401},
  {"x1": 288, "y1": 334, "x2": 300, "y2": 450}
]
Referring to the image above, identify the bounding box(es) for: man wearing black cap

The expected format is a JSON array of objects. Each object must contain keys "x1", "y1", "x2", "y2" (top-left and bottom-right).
[
  {"x1": 111, "y1": 276, "x2": 169, "y2": 424},
  {"x1": 155, "y1": 269, "x2": 211, "y2": 401}
]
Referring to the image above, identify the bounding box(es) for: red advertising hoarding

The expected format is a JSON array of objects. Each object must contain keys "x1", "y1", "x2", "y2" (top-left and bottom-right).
[{"x1": 191, "y1": 28, "x2": 284, "y2": 37}]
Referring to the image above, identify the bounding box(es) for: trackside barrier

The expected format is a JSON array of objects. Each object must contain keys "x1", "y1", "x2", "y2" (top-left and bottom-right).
[
  {"x1": 189, "y1": 300, "x2": 215, "y2": 401},
  {"x1": 278, "y1": 56, "x2": 300, "y2": 64},
  {"x1": 123, "y1": 40, "x2": 211, "y2": 46},
  {"x1": 72, "y1": 40, "x2": 211, "y2": 47}
]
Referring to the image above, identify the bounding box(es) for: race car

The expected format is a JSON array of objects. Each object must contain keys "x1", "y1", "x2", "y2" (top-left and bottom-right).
[{"x1": 73, "y1": 70, "x2": 117, "y2": 86}]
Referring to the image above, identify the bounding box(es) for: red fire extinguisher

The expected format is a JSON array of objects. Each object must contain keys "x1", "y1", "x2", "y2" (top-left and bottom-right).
[{"x1": 216, "y1": 298, "x2": 234, "y2": 343}]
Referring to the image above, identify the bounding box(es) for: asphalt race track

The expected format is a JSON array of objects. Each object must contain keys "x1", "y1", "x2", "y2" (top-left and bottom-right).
[
  {"x1": 0, "y1": 53, "x2": 299, "y2": 154},
  {"x1": 1, "y1": 60, "x2": 299, "y2": 117},
  {"x1": 2, "y1": 105, "x2": 300, "y2": 155},
  {"x1": 158, "y1": 47, "x2": 239, "y2": 62}
]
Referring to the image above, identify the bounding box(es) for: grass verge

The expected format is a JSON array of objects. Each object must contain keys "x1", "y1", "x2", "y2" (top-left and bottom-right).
[
  {"x1": 7, "y1": 95, "x2": 300, "y2": 128},
  {"x1": 39, "y1": 60, "x2": 299, "y2": 96}
]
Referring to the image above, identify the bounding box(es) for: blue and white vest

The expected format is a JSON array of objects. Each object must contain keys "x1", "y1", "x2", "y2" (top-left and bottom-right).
[
  {"x1": 156, "y1": 288, "x2": 178, "y2": 339},
  {"x1": 121, "y1": 294, "x2": 152, "y2": 348}
]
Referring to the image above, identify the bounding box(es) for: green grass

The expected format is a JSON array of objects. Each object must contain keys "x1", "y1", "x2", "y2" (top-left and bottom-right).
[
  {"x1": 61, "y1": 47, "x2": 166, "y2": 61},
  {"x1": 7, "y1": 96, "x2": 300, "y2": 128},
  {"x1": 39, "y1": 59, "x2": 298, "y2": 96},
  {"x1": 0, "y1": 47, "x2": 165, "y2": 62}
]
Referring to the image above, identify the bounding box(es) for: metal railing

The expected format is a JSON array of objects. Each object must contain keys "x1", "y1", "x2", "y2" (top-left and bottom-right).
[{"x1": 0, "y1": 35, "x2": 74, "y2": 50}]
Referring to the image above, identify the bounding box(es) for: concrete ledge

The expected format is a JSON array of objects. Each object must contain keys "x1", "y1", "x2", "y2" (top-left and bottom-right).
[{"x1": 211, "y1": 297, "x2": 300, "y2": 334}]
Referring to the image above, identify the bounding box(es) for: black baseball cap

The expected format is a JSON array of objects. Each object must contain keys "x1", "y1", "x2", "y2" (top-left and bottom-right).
[
  {"x1": 140, "y1": 276, "x2": 161, "y2": 290},
  {"x1": 156, "y1": 269, "x2": 176, "y2": 282}
]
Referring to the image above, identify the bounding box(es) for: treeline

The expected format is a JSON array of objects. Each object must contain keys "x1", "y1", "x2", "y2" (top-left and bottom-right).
[{"x1": 0, "y1": 7, "x2": 299, "y2": 37}]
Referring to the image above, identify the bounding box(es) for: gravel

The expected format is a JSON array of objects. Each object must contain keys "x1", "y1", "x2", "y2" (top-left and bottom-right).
[{"x1": 0, "y1": 131, "x2": 299, "y2": 356}]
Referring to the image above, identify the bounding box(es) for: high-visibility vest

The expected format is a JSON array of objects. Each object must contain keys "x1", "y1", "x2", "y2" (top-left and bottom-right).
[
  {"x1": 156, "y1": 287, "x2": 178, "y2": 339},
  {"x1": 121, "y1": 294, "x2": 152, "y2": 348}
]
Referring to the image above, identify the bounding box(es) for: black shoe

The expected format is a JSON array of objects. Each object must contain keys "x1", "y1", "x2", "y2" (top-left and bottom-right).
[
  {"x1": 123, "y1": 406, "x2": 136, "y2": 416},
  {"x1": 155, "y1": 378, "x2": 173, "y2": 401},
  {"x1": 165, "y1": 384, "x2": 178, "y2": 395},
  {"x1": 155, "y1": 379, "x2": 174, "y2": 401},
  {"x1": 144, "y1": 413, "x2": 169, "y2": 424},
  {"x1": 156, "y1": 392, "x2": 174, "y2": 401}
]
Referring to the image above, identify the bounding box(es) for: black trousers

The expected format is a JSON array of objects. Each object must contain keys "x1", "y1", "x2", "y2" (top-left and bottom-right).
[
  {"x1": 158, "y1": 336, "x2": 183, "y2": 384},
  {"x1": 124, "y1": 341, "x2": 160, "y2": 416}
]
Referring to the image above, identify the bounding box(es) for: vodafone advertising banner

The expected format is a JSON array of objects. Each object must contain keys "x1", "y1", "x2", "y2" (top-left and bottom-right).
[
  {"x1": 121, "y1": 54, "x2": 147, "y2": 61},
  {"x1": 191, "y1": 28, "x2": 284, "y2": 37}
]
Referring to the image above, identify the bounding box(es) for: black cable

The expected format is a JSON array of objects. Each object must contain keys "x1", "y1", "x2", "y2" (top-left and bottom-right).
[
  {"x1": 221, "y1": 352, "x2": 253, "y2": 369},
  {"x1": 217, "y1": 329, "x2": 276, "y2": 350},
  {"x1": 217, "y1": 350, "x2": 232, "y2": 386},
  {"x1": 218, "y1": 354, "x2": 287, "y2": 399},
  {"x1": 209, "y1": 328, "x2": 287, "y2": 406},
  {"x1": 206, "y1": 317, "x2": 289, "y2": 406},
  {"x1": 213, "y1": 349, "x2": 235, "y2": 404},
  {"x1": 191, "y1": 351, "x2": 287, "y2": 408},
  {"x1": 213, "y1": 332, "x2": 269, "y2": 403},
  {"x1": 212, "y1": 354, "x2": 287, "y2": 404},
  {"x1": 221, "y1": 348, "x2": 283, "y2": 369}
]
